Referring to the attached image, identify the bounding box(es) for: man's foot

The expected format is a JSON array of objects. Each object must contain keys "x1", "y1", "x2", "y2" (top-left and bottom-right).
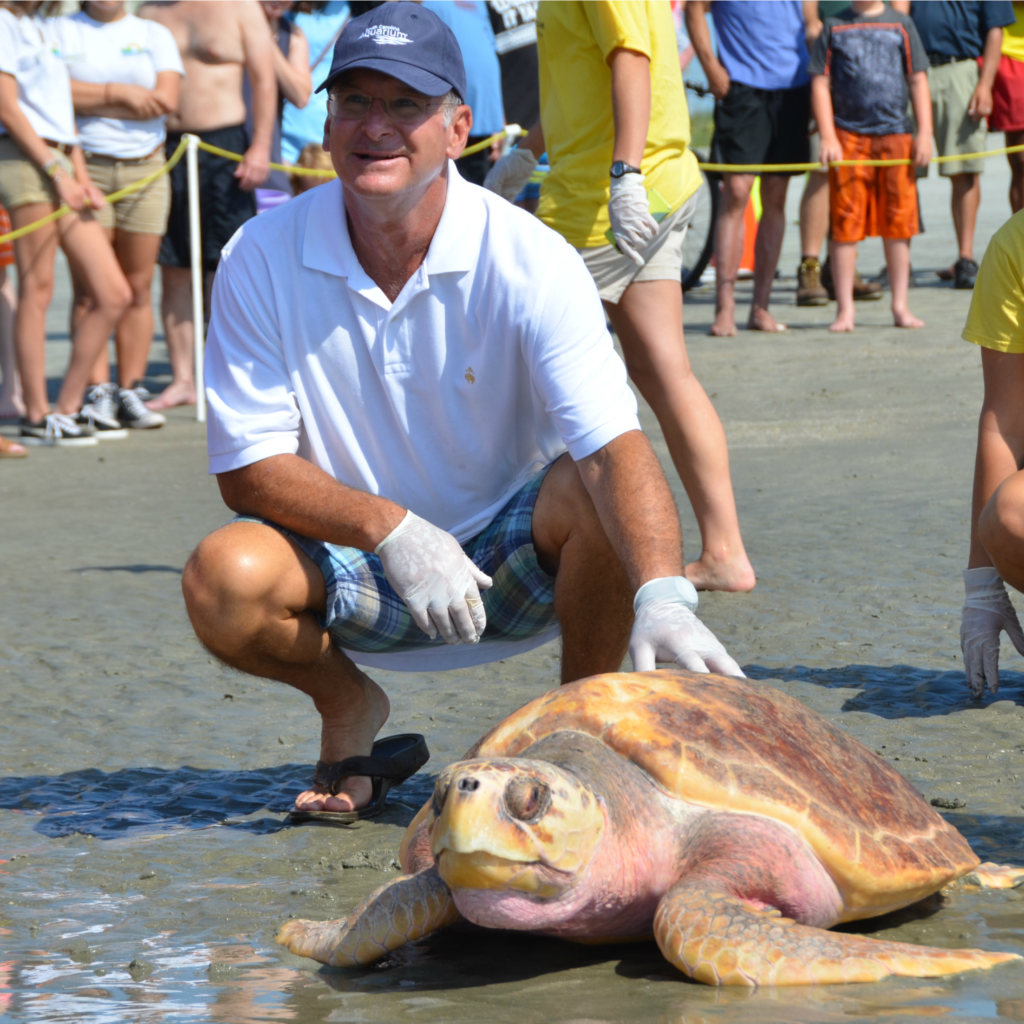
[
  {"x1": 293, "y1": 671, "x2": 391, "y2": 813},
  {"x1": 893, "y1": 309, "x2": 924, "y2": 329},
  {"x1": 146, "y1": 380, "x2": 196, "y2": 411},
  {"x1": 954, "y1": 257, "x2": 979, "y2": 290},
  {"x1": 936, "y1": 264, "x2": 955, "y2": 282},
  {"x1": 710, "y1": 312, "x2": 738, "y2": 337},
  {"x1": 829, "y1": 313, "x2": 856, "y2": 333},
  {"x1": 796, "y1": 257, "x2": 830, "y2": 306},
  {"x1": 118, "y1": 386, "x2": 166, "y2": 429},
  {"x1": 685, "y1": 553, "x2": 756, "y2": 592},
  {"x1": 747, "y1": 307, "x2": 786, "y2": 332}
]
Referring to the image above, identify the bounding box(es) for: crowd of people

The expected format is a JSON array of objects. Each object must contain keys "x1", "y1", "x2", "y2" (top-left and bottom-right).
[{"x1": 3, "y1": 0, "x2": 1024, "y2": 819}]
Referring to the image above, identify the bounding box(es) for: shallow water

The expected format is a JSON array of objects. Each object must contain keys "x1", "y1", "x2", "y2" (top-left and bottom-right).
[{"x1": 5, "y1": 276, "x2": 1024, "y2": 1021}]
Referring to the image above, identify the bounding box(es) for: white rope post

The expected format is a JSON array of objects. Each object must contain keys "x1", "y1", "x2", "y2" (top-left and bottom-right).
[{"x1": 185, "y1": 133, "x2": 206, "y2": 423}]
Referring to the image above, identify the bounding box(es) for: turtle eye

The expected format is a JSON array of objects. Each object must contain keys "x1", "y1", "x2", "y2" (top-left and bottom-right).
[{"x1": 504, "y1": 777, "x2": 552, "y2": 823}]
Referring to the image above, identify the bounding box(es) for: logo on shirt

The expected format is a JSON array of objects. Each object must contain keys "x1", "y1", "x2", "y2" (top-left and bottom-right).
[
  {"x1": 120, "y1": 43, "x2": 149, "y2": 56},
  {"x1": 358, "y1": 25, "x2": 413, "y2": 46},
  {"x1": 464, "y1": 366, "x2": 476, "y2": 384}
]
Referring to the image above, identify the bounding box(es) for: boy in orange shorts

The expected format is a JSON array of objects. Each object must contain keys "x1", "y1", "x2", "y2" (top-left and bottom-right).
[{"x1": 809, "y1": 0, "x2": 932, "y2": 332}]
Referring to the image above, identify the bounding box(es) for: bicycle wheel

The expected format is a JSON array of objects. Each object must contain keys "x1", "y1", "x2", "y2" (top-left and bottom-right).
[{"x1": 681, "y1": 169, "x2": 720, "y2": 292}]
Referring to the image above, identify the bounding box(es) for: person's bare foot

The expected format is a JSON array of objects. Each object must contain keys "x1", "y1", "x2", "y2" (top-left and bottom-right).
[
  {"x1": 146, "y1": 380, "x2": 196, "y2": 411},
  {"x1": 829, "y1": 313, "x2": 855, "y2": 333},
  {"x1": 746, "y1": 307, "x2": 786, "y2": 332},
  {"x1": 893, "y1": 309, "x2": 924, "y2": 329},
  {"x1": 710, "y1": 312, "x2": 738, "y2": 337},
  {"x1": 936, "y1": 264, "x2": 955, "y2": 282},
  {"x1": 685, "y1": 552, "x2": 756, "y2": 593},
  {"x1": 293, "y1": 671, "x2": 391, "y2": 813}
]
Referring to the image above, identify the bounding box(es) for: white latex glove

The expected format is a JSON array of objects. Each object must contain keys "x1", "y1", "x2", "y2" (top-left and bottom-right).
[
  {"x1": 482, "y1": 147, "x2": 538, "y2": 201},
  {"x1": 628, "y1": 577, "x2": 745, "y2": 677},
  {"x1": 376, "y1": 511, "x2": 493, "y2": 645},
  {"x1": 960, "y1": 566, "x2": 1024, "y2": 697},
  {"x1": 608, "y1": 173, "x2": 659, "y2": 267}
]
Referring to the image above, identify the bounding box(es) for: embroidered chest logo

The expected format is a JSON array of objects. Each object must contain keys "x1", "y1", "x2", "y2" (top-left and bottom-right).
[
  {"x1": 358, "y1": 25, "x2": 413, "y2": 46},
  {"x1": 464, "y1": 366, "x2": 476, "y2": 384}
]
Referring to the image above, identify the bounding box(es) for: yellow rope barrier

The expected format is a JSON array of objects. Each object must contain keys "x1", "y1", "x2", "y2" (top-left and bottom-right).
[{"x1": 0, "y1": 136, "x2": 189, "y2": 246}]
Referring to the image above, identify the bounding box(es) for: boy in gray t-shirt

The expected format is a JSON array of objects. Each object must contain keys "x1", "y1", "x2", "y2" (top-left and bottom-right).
[{"x1": 809, "y1": 0, "x2": 931, "y2": 332}]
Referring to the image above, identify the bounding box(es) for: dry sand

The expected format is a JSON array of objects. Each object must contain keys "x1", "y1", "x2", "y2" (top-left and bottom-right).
[{"x1": 3, "y1": 159, "x2": 1024, "y2": 1023}]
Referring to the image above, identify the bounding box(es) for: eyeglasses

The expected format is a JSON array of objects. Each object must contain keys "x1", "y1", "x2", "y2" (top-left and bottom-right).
[{"x1": 327, "y1": 91, "x2": 443, "y2": 125}]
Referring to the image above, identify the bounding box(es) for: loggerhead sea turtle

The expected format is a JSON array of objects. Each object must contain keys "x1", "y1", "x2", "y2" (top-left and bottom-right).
[{"x1": 278, "y1": 671, "x2": 1024, "y2": 986}]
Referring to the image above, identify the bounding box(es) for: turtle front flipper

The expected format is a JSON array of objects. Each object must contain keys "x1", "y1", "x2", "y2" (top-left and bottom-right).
[
  {"x1": 967, "y1": 862, "x2": 1024, "y2": 888},
  {"x1": 277, "y1": 867, "x2": 460, "y2": 966},
  {"x1": 654, "y1": 885, "x2": 1020, "y2": 986}
]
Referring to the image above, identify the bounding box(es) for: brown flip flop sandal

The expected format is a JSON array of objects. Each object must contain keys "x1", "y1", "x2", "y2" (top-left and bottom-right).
[{"x1": 0, "y1": 436, "x2": 27, "y2": 458}]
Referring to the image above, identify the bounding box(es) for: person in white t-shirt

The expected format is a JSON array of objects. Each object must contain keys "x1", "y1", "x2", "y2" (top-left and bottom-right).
[
  {"x1": 0, "y1": 0, "x2": 131, "y2": 447},
  {"x1": 181, "y1": 3, "x2": 744, "y2": 823},
  {"x1": 64, "y1": 0, "x2": 183, "y2": 432}
]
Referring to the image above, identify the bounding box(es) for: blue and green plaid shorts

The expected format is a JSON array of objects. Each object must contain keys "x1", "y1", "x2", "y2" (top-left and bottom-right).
[{"x1": 239, "y1": 469, "x2": 557, "y2": 654}]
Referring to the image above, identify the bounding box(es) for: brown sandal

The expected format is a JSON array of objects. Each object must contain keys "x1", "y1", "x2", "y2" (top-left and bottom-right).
[{"x1": 0, "y1": 436, "x2": 27, "y2": 458}]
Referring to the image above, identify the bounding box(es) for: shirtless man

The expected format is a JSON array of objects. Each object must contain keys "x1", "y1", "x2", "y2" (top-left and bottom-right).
[{"x1": 139, "y1": 1, "x2": 275, "y2": 410}]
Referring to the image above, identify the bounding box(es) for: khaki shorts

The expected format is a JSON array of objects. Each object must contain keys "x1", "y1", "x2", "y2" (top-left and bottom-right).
[
  {"x1": 0, "y1": 135, "x2": 72, "y2": 211},
  {"x1": 85, "y1": 150, "x2": 170, "y2": 234},
  {"x1": 929, "y1": 59, "x2": 988, "y2": 176},
  {"x1": 578, "y1": 192, "x2": 698, "y2": 304}
]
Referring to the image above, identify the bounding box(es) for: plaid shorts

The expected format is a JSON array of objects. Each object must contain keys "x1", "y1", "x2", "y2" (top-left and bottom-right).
[{"x1": 239, "y1": 469, "x2": 556, "y2": 654}]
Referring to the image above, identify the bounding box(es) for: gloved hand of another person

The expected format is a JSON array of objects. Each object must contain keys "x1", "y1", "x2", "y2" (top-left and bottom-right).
[
  {"x1": 608, "y1": 173, "x2": 659, "y2": 267},
  {"x1": 628, "y1": 576, "x2": 745, "y2": 677},
  {"x1": 376, "y1": 511, "x2": 493, "y2": 645},
  {"x1": 960, "y1": 566, "x2": 1024, "y2": 696},
  {"x1": 482, "y1": 147, "x2": 538, "y2": 201}
]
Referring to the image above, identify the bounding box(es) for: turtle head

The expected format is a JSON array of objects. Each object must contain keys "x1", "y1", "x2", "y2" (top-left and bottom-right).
[{"x1": 428, "y1": 758, "x2": 605, "y2": 905}]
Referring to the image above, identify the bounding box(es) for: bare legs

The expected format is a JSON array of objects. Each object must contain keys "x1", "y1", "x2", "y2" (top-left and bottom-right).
[
  {"x1": 799, "y1": 170, "x2": 829, "y2": 260},
  {"x1": 1007, "y1": 131, "x2": 1024, "y2": 214},
  {"x1": 148, "y1": 264, "x2": 201, "y2": 410},
  {"x1": 604, "y1": 280, "x2": 754, "y2": 591},
  {"x1": 0, "y1": 265, "x2": 22, "y2": 419},
  {"x1": 829, "y1": 238, "x2": 921, "y2": 333},
  {"x1": 73, "y1": 230, "x2": 162, "y2": 388},
  {"x1": 712, "y1": 173, "x2": 790, "y2": 336},
  {"x1": 950, "y1": 172, "x2": 980, "y2": 262},
  {"x1": 11, "y1": 203, "x2": 129, "y2": 422}
]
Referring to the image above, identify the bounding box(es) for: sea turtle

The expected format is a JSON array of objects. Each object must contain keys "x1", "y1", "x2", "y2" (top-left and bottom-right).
[{"x1": 278, "y1": 671, "x2": 1024, "y2": 986}]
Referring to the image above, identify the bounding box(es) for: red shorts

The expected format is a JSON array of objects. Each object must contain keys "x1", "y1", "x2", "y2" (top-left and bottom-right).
[
  {"x1": 830, "y1": 129, "x2": 919, "y2": 243},
  {"x1": 990, "y1": 53, "x2": 1024, "y2": 133},
  {"x1": 0, "y1": 206, "x2": 12, "y2": 269}
]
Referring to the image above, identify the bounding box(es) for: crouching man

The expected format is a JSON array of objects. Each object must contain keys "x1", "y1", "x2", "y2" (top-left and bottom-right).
[{"x1": 181, "y1": 2, "x2": 743, "y2": 819}]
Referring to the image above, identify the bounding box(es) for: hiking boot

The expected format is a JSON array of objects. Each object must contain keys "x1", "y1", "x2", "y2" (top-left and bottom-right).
[
  {"x1": 954, "y1": 256, "x2": 979, "y2": 289},
  {"x1": 20, "y1": 413, "x2": 98, "y2": 447},
  {"x1": 118, "y1": 385, "x2": 165, "y2": 429},
  {"x1": 796, "y1": 257, "x2": 829, "y2": 306},
  {"x1": 79, "y1": 383, "x2": 129, "y2": 439},
  {"x1": 822, "y1": 258, "x2": 884, "y2": 301}
]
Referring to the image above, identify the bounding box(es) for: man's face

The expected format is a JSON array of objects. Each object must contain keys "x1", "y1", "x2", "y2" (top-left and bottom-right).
[{"x1": 323, "y1": 69, "x2": 471, "y2": 199}]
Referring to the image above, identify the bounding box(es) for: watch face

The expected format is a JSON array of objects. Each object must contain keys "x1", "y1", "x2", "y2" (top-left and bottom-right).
[{"x1": 610, "y1": 161, "x2": 639, "y2": 177}]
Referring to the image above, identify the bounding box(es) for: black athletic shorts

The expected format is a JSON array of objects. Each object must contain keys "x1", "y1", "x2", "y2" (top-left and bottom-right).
[
  {"x1": 159, "y1": 124, "x2": 257, "y2": 272},
  {"x1": 711, "y1": 82, "x2": 811, "y2": 175}
]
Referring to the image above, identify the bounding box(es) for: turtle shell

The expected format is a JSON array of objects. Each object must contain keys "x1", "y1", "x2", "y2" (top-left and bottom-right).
[{"x1": 464, "y1": 671, "x2": 977, "y2": 920}]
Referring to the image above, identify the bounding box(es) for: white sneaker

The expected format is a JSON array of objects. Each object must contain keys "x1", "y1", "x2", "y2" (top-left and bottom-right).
[
  {"x1": 118, "y1": 386, "x2": 165, "y2": 429},
  {"x1": 79, "y1": 384, "x2": 129, "y2": 440},
  {"x1": 20, "y1": 413, "x2": 99, "y2": 447}
]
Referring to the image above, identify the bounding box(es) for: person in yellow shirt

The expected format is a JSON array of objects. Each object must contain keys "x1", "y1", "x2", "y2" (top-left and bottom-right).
[
  {"x1": 958, "y1": 211, "x2": 1024, "y2": 695},
  {"x1": 485, "y1": 0, "x2": 754, "y2": 593},
  {"x1": 991, "y1": 1, "x2": 1024, "y2": 212}
]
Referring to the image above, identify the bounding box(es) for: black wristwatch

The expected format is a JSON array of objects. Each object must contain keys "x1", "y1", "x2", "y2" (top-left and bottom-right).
[{"x1": 610, "y1": 161, "x2": 642, "y2": 178}]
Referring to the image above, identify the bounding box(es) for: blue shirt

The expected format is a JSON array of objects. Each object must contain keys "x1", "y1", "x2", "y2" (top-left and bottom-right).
[
  {"x1": 423, "y1": 0, "x2": 504, "y2": 135},
  {"x1": 909, "y1": 0, "x2": 1014, "y2": 60},
  {"x1": 281, "y1": 1, "x2": 349, "y2": 165},
  {"x1": 710, "y1": 0, "x2": 810, "y2": 90}
]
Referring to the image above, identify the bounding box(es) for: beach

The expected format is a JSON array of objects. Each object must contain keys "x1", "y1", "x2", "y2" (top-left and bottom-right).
[{"x1": 3, "y1": 157, "x2": 1024, "y2": 1023}]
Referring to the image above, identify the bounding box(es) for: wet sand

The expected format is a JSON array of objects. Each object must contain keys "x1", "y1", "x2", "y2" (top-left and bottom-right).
[{"x1": 4, "y1": 160, "x2": 1024, "y2": 1022}]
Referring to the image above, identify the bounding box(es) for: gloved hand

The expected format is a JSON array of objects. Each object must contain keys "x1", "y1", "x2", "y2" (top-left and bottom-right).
[
  {"x1": 482, "y1": 147, "x2": 538, "y2": 201},
  {"x1": 376, "y1": 511, "x2": 492, "y2": 644},
  {"x1": 608, "y1": 172, "x2": 659, "y2": 267},
  {"x1": 960, "y1": 566, "x2": 1024, "y2": 697},
  {"x1": 628, "y1": 576, "x2": 745, "y2": 677}
]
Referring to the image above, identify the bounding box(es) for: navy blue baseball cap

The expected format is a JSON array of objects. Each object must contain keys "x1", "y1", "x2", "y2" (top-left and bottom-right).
[{"x1": 317, "y1": 2, "x2": 467, "y2": 101}]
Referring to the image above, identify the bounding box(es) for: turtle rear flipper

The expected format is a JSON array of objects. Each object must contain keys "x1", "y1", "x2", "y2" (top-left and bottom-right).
[
  {"x1": 654, "y1": 885, "x2": 1020, "y2": 986},
  {"x1": 277, "y1": 868, "x2": 459, "y2": 966}
]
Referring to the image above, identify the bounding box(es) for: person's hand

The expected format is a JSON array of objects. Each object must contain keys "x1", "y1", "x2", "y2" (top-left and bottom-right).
[
  {"x1": 53, "y1": 172, "x2": 87, "y2": 212},
  {"x1": 235, "y1": 144, "x2": 271, "y2": 191},
  {"x1": 912, "y1": 131, "x2": 932, "y2": 168},
  {"x1": 608, "y1": 173, "x2": 658, "y2": 267},
  {"x1": 82, "y1": 182, "x2": 107, "y2": 210},
  {"x1": 628, "y1": 576, "x2": 745, "y2": 677},
  {"x1": 376, "y1": 511, "x2": 493, "y2": 644},
  {"x1": 707, "y1": 61, "x2": 731, "y2": 101},
  {"x1": 483, "y1": 147, "x2": 537, "y2": 201},
  {"x1": 110, "y1": 82, "x2": 170, "y2": 119},
  {"x1": 961, "y1": 566, "x2": 1024, "y2": 697},
  {"x1": 818, "y1": 134, "x2": 843, "y2": 168},
  {"x1": 968, "y1": 82, "x2": 994, "y2": 121}
]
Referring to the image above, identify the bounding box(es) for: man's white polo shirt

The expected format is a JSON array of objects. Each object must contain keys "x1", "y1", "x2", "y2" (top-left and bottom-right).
[{"x1": 205, "y1": 163, "x2": 640, "y2": 543}]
